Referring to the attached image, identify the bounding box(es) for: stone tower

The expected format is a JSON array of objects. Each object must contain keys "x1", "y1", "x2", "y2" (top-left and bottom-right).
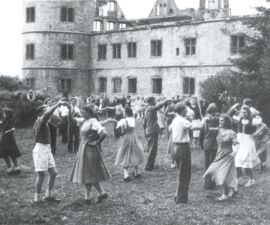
[
  {"x1": 199, "y1": 0, "x2": 230, "y2": 20},
  {"x1": 148, "y1": 0, "x2": 180, "y2": 18},
  {"x1": 22, "y1": 0, "x2": 96, "y2": 97}
]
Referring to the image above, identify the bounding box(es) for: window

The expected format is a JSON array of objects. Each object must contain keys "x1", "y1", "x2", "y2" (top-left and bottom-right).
[
  {"x1": 98, "y1": 44, "x2": 107, "y2": 60},
  {"x1": 170, "y1": 8, "x2": 174, "y2": 14},
  {"x1": 94, "y1": 20, "x2": 102, "y2": 31},
  {"x1": 119, "y1": 23, "x2": 126, "y2": 29},
  {"x1": 26, "y1": 44, "x2": 35, "y2": 59},
  {"x1": 61, "y1": 44, "x2": 74, "y2": 60},
  {"x1": 127, "y1": 42, "x2": 137, "y2": 58},
  {"x1": 183, "y1": 77, "x2": 195, "y2": 96},
  {"x1": 61, "y1": 7, "x2": 74, "y2": 22},
  {"x1": 128, "y1": 78, "x2": 137, "y2": 93},
  {"x1": 113, "y1": 43, "x2": 121, "y2": 59},
  {"x1": 99, "y1": 77, "x2": 107, "y2": 93},
  {"x1": 151, "y1": 40, "x2": 162, "y2": 57},
  {"x1": 108, "y1": 1, "x2": 115, "y2": 11},
  {"x1": 58, "y1": 79, "x2": 72, "y2": 93},
  {"x1": 106, "y1": 21, "x2": 114, "y2": 30},
  {"x1": 26, "y1": 7, "x2": 35, "y2": 23},
  {"x1": 26, "y1": 78, "x2": 35, "y2": 88},
  {"x1": 231, "y1": 35, "x2": 245, "y2": 54},
  {"x1": 152, "y1": 78, "x2": 162, "y2": 94},
  {"x1": 176, "y1": 48, "x2": 180, "y2": 56},
  {"x1": 112, "y1": 78, "x2": 122, "y2": 93},
  {"x1": 185, "y1": 38, "x2": 196, "y2": 55}
]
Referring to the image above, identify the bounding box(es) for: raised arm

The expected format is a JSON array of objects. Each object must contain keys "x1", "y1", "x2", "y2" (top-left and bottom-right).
[
  {"x1": 154, "y1": 99, "x2": 170, "y2": 111},
  {"x1": 42, "y1": 102, "x2": 62, "y2": 124}
]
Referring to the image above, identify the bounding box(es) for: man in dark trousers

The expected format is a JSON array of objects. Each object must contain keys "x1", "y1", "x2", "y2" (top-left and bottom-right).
[
  {"x1": 169, "y1": 103, "x2": 192, "y2": 204},
  {"x1": 67, "y1": 98, "x2": 81, "y2": 153},
  {"x1": 143, "y1": 97, "x2": 169, "y2": 171}
]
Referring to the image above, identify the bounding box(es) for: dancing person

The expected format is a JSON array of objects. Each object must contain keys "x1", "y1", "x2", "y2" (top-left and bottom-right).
[
  {"x1": 67, "y1": 98, "x2": 82, "y2": 153},
  {"x1": 231, "y1": 106, "x2": 261, "y2": 187},
  {"x1": 0, "y1": 108, "x2": 21, "y2": 174},
  {"x1": 243, "y1": 98, "x2": 260, "y2": 118},
  {"x1": 169, "y1": 103, "x2": 194, "y2": 204},
  {"x1": 32, "y1": 102, "x2": 63, "y2": 203},
  {"x1": 143, "y1": 97, "x2": 169, "y2": 171},
  {"x1": 199, "y1": 104, "x2": 220, "y2": 189},
  {"x1": 115, "y1": 107, "x2": 144, "y2": 182},
  {"x1": 58, "y1": 97, "x2": 69, "y2": 144},
  {"x1": 203, "y1": 114, "x2": 239, "y2": 201},
  {"x1": 69, "y1": 105, "x2": 112, "y2": 204},
  {"x1": 253, "y1": 117, "x2": 270, "y2": 170}
]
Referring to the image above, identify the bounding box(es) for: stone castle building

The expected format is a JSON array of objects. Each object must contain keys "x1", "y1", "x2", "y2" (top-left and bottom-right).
[{"x1": 22, "y1": 0, "x2": 252, "y2": 98}]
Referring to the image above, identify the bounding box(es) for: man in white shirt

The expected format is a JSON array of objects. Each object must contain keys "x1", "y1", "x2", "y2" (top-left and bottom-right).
[
  {"x1": 67, "y1": 98, "x2": 82, "y2": 153},
  {"x1": 58, "y1": 97, "x2": 69, "y2": 144},
  {"x1": 169, "y1": 102, "x2": 192, "y2": 204}
]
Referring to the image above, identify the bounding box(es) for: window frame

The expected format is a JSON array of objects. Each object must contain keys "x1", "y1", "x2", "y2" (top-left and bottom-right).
[
  {"x1": 128, "y1": 77, "x2": 137, "y2": 94},
  {"x1": 99, "y1": 77, "x2": 107, "y2": 93},
  {"x1": 61, "y1": 6, "x2": 75, "y2": 22},
  {"x1": 112, "y1": 43, "x2": 122, "y2": 59},
  {"x1": 26, "y1": 44, "x2": 35, "y2": 60},
  {"x1": 183, "y1": 77, "x2": 195, "y2": 96},
  {"x1": 151, "y1": 40, "x2": 162, "y2": 57},
  {"x1": 112, "y1": 77, "x2": 122, "y2": 93},
  {"x1": 127, "y1": 42, "x2": 137, "y2": 58},
  {"x1": 26, "y1": 7, "x2": 35, "y2": 23},
  {"x1": 231, "y1": 35, "x2": 245, "y2": 54},
  {"x1": 26, "y1": 77, "x2": 35, "y2": 89},
  {"x1": 58, "y1": 78, "x2": 72, "y2": 93},
  {"x1": 98, "y1": 44, "x2": 107, "y2": 60},
  {"x1": 61, "y1": 44, "x2": 74, "y2": 60},
  {"x1": 152, "y1": 78, "x2": 162, "y2": 94},
  {"x1": 184, "y1": 38, "x2": 197, "y2": 56}
]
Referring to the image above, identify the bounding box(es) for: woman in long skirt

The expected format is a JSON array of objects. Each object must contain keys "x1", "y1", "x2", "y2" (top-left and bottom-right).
[
  {"x1": 70, "y1": 105, "x2": 111, "y2": 204},
  {"x1": 203, "y1": 114, "x2": 239, "y2": 201},
  {"x1": 232, "y1": 106, "x2": 261, "y2": 187},
  {"x1": 0, "y1": 108, "x2": 21, "y2": 174},
  {"x1": 115, "y1": 107, "x2": 144, "y2": 182}
]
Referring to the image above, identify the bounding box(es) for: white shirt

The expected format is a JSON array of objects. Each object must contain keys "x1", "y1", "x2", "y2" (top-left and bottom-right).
[
  {"x1": 58, "y1": 105, "x2": 69, "y2": 117},
  {"x1": 116, "y1": 117, "x2": 135, "y2": 129},
  {"x1": 169, "y1": 115, "x2": 192, "y2": 143},
  {"x1": 71, "y1": 105, "x2": 81, "y2": 117}
]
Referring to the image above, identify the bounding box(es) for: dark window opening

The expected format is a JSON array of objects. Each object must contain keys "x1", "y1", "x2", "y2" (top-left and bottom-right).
[
  {"x1": 185, "y1": 38, "x2": 196, "y2": 55},
  {"x1": 113, "y1": 43, "x2": 121, "y2": 59},
  {"x1": 176, "y1": 48, "x2": 180, "y2": 56},
  {"x1": 26, "y1": 78, "x2": 35, "y2": 88},
  {"x1": 58, "y1": 79, "x2": 72, "y2": 93},
  {"x1": 26, "y1": 44, "x2": 35, "y2": 59},
  {"x1": 98, "y1": 44, "x2": 107, "y2": 60},
  {"x1": 152, "y1": 78, "x2": 162, "y2": 94},
  {"x1": 112, "y1": 78, "x2": 122, "y2": 93},
  {"x1": 128, "y1": 42, "x2": 137, "y2": 58},
  {"x1": 183, "y1": 77, "x2": 195, "y2": 96},
  {"x1": 61, "y1": 7, "x2": 74, "y2": 22},
  {"x1": 231, "y1": 35, "x2": 245, "y2": 54},
  {"x1": 61, "y1": 44, "x2": 74, "y2": 60},
  {"x1": 99, "y1": 77, "x2": 107, "y2": 93},
  {"x1": 151, "y1": 40, "x2": 162, "y2": 57},
  {"x1": 128, "y1": 78, "x2": 137, "y2": 93},
  {"x1": 26, "y1": 7, "x2": 35, "y2": 23}
]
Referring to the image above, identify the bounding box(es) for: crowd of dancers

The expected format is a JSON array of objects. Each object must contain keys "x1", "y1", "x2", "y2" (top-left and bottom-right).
[{"x1": 0, "y1": 93, "x2": 269, "y2": 204}]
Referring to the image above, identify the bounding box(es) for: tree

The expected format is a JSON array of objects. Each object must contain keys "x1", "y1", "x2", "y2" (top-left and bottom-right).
[
  {"x1": 0, "y1": 75, "x2": 22, "y2": 92},
  {"x1": 200, "y1": 7, "x2": 270, "y2": 123}
]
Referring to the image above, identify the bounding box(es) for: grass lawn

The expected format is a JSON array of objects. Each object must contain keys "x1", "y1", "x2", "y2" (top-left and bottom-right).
[{"x1": 0, "y1": 120, "x2": 270, "y2": 225}]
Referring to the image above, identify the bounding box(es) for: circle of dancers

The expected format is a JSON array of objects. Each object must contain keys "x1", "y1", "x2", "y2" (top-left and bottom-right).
[{"x1": 0, "y1": 94, "x2": 269, "y2": 204}]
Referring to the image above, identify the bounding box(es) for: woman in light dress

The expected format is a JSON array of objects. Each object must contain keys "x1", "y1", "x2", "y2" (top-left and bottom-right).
[
  {"x1": 115, "y1": 107, "x2": 144, "y2": 182},
  {"x1": 69, "y1": 105, "x2": 113, "y2": 204},
  {"x1": 231, "y1": 106, "x2": 261, "y2": 187},
  {"x1": 203, "y1": 114, "x2": 239, "y2": 201}
]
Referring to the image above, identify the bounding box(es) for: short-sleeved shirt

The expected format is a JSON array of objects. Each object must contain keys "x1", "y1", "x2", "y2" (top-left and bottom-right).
[{"x1": 170, "y1": 115, "x2": 192, "y2": 143}]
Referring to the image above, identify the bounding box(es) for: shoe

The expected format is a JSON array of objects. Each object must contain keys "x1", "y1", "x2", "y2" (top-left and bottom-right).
[
  {"x1": 229, "y1": 189, "x2": 238, "y2": 197},
  {"x1": 170, "y1": 164, "x2": 177, "y2": 169},
  {"x1": 217, "y1": 195, "x2": 229, "y2": 202},
  {"x1": 13, "y1": 167, "x2": 21, "y2": 174},
  {"x1": 134, "y1": 173, "x2": 141, "y2": 178},
  {"x1": 96, "y1": 193, "x2": 109, "y2": 204},
  {"x1": 244, "y1": 179, "x2": 255, "y2": 187},
  {"x1": 122, "y1": 177, "x2": 131, "y2": 182},
  {"x1": 7, "y1": 168, "x2": 13, "y2": 174},
  {"x1": 44, "y1": 196, "x2": 61, "y2": 203}
]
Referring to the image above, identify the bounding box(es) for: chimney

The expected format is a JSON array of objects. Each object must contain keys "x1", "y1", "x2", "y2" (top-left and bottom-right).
[{"x1": 199, "y1": 0, "x2": 206, "y2": 9}]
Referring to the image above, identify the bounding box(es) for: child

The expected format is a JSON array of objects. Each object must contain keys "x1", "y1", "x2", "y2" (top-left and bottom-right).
[
  {"x1": 0, "y1": 108, "x2": 21, "y2": 174},
  {"x1": 32, "y1": 102, "x2": 63, "y2": 203},
  {"x1": 115, "y1": 107, "x2": 144, "y2": 182}
]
